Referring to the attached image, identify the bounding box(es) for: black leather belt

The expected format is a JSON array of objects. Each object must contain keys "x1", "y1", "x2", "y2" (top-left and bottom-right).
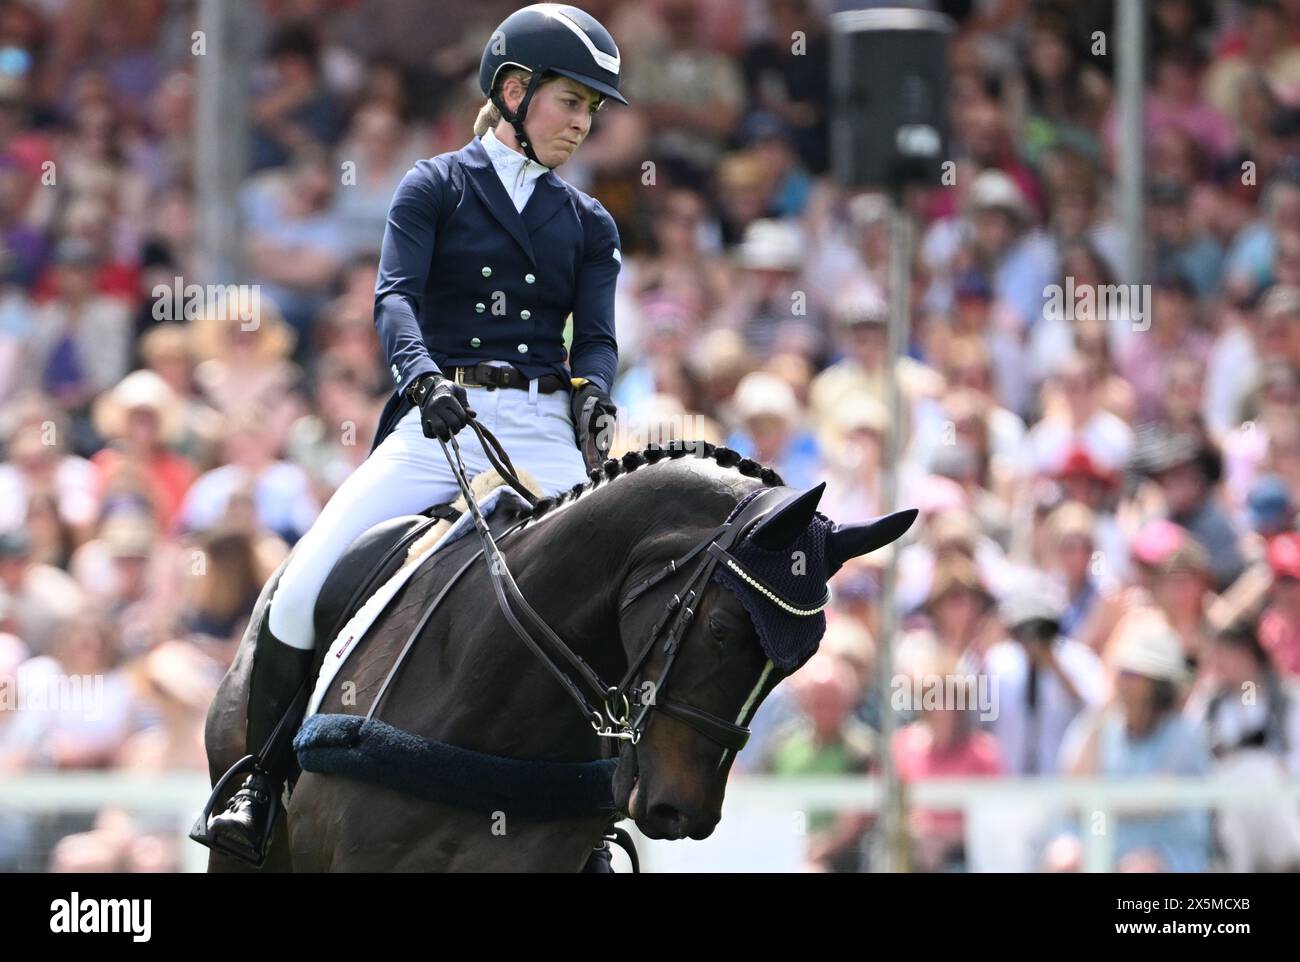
[{"x1": 449, "y1": 363, "x2": 566, "y2": 393}]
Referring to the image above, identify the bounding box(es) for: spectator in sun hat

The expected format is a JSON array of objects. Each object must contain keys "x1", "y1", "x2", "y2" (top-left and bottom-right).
[
  {"x1": 818, "y1": 389, "x2": 905, "y2": 524},
  {"x1": 1130, "y1": 422, "x2": 1246, "y2": 591},
  {"x1": 188, "y1": 300, "x2": 306, "y2": 451},
  {"x1": 724, "y1": 370, "x2": 820, "y2": 491},
  {"x1": 1259, "y1": 531, "x2": 1300, "y2": 677},
  {"x1": 720, "y1": 218, "x2": 825, "y2": 359},
  {"x1": 1150, "y1": 536, "x2": 1217, "y2": 674},
  {"x1": 808, "y1": 285, "x2": 887, "y2": 420},
  {"x1": 136, "y1": 321, "x2": 222, "y2": 462},
  {"x1": 1044, "y1": 500, "x2": 1107, "y2": 638},
  {"x1": 982, "y1": 573, "x2": 1106, "y2": 775},
  {"x1": 1048, "y1": 442, "x2": 1131, "y2": 583},
  {"x1": 89, "y1": 370, "x2": 197, "y2": 535},
  {"x1": 1045, "y1": 615, "x2": 1212, "y2": 872},
  {"x1": 810, "y1": 282, "x2": 943, "y2": 431},
  {"x1": 67, "y1": 508, "x2": 178, "y2": 658},
  {"x1": 961, "y1": 168, "x2": 1057, "y2": 341},
  {"x1": 918, "y1": 552, "x2": 997, "y2": 657}
]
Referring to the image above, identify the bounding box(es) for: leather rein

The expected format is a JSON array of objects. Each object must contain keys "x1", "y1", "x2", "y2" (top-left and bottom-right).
[{"x1": 434, "y1": 425, "x2": 822, "y2": 756}]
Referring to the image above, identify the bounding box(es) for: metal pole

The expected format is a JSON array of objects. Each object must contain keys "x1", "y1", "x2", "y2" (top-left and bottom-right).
[
  {"x1": 1116, "y1": 0, "x2": 1146, "y2": 284},
  {"x1": 195, "y1": 0, "x2": 252, "y2": 285},
  {"x1": 871, "y1": 195, "x2": 912, "y2": 874}
]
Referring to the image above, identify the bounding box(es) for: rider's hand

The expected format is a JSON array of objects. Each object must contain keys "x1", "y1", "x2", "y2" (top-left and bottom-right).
[
  {"x1": 408, "y1": 374, "x2": 475, "y2": 442},
  {"x1": 571, "y1": 380, "x2": 617, "y2": 461}
]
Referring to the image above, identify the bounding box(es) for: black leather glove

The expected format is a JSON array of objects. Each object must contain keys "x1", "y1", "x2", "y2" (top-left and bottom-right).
[
  {"x1": 407, "y1": 373, "x2": 475, "y2": 442},
  {"x1": 571, "y1": 381, "x2": 617, "y2": 464}
]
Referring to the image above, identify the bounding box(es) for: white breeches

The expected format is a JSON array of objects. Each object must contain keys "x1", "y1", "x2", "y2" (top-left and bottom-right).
[{"x1": 267, "y1": 380, "x2": 589, "y2": 650}]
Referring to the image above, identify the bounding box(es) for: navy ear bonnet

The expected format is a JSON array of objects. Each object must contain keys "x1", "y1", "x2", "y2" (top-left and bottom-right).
[{"x1": 710, "y1": 489, "x2": 834, "y2": 671}]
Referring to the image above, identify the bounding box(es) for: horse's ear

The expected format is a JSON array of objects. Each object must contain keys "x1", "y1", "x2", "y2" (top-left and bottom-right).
[
  {"x1": 827, "y1": 508, "x2": 919, "y2": 575},
  {"x1": 748, "y1": 483, "x2": 826, "y2": 551}
]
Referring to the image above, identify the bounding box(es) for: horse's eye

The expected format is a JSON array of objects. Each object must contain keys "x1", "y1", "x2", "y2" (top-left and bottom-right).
[{"x1": 708, "y1": 612, "x2": 731, "y2": 641}]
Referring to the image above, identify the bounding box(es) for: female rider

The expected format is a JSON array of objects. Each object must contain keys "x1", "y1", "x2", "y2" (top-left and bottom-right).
[{"x1": 196, "y1": 3, "x2": 625, "y2": 864}]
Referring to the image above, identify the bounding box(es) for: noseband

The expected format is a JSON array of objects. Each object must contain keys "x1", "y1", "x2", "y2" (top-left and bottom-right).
[{"x1": 439, "y1": 432, "x2": 826, "y2": 756}]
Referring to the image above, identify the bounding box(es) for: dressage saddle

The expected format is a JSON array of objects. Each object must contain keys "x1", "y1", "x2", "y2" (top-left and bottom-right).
[{"x1": 194, "y1": 490, "x2": 617, "y2": 869}]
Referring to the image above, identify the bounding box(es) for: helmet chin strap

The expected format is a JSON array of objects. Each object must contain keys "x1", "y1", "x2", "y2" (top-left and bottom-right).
[{"x1": 490, "y1": 71, "x2": 553, "y2": 168}]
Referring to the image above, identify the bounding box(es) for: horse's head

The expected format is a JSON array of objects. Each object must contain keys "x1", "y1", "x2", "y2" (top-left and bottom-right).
[{"x1": 612, "y1": 481, "x2": 916, "y2": 840}]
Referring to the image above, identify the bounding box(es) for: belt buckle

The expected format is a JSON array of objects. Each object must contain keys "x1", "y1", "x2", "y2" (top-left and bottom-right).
[{"x1": 453, "y1": 367, "x2": 483, "y2": 389}]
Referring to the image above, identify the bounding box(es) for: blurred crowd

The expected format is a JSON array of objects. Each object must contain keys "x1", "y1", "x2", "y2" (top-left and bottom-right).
[{"x1": 1, "y1": 0, "x2": 1300, "y2": 873}]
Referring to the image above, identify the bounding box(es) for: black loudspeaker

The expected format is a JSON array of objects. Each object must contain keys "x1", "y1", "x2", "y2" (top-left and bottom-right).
[{"x1": 830, "y1": 8, "x2": 954, "y2": 191}]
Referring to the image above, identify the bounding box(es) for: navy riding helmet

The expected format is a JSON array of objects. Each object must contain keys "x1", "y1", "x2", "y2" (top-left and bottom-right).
[{"x1": 479, "y1": 3, "x2": 628, "y2": 164}]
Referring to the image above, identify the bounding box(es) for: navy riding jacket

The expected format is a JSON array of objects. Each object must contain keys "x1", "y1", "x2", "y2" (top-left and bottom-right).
[{"x1": 369, "y1": 134, "x2": 621, "y2": 453}]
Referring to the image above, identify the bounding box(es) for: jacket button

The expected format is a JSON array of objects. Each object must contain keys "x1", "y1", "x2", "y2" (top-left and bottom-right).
[
  {"x1": 475, "y1": 302, "x2": 485, "y2": 313},
  {"x1": 481, "y1": 266, "x2": 492, "y2": 277},
  {"x1": 517, "y1": 344, "x2": 528, "y2": 354},
  {"x1": 525, "y1": 273, "x2": 535, "y2": 284},
  {"x1": 520, "y1": 310, "x2": 531, "y2": 320},
  {"x1": 470, "y1": 337, "x2": 481, "y2": 347}
]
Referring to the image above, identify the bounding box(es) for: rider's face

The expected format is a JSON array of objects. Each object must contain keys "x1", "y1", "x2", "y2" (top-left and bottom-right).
[{"x1": 504, "y1": 77, "x2": 601, "y2": 167}]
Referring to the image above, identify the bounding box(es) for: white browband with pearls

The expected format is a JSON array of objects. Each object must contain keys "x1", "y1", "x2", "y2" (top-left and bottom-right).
[{"x1": 723, "y1": 558, "x2": 831, "y2": 617}]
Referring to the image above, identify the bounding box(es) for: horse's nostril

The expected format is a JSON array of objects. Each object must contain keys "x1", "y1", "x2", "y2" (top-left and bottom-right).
[{"x1": 648, "y1": 802, "x2": 683, "y2": 827}]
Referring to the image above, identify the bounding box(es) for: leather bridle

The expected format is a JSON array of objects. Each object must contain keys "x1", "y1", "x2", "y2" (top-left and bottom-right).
[{"x1": 438, "y1": 428, "x2": 830, "y2": 757}]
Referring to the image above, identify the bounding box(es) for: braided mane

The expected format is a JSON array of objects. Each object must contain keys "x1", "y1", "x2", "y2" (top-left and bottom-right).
[{"x1": 525, "y1": 440, "x2": 785, "y2": 521}]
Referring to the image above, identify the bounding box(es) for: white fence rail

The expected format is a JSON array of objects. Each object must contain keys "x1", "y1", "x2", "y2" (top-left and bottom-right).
[{"x1": 4, "y1": 772, "x2": 1299, "y2": 872}]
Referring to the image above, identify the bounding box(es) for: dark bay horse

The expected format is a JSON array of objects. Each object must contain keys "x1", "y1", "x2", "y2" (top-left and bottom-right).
[{"x1": 202, "y1": 444, "x2": 915, "y2": 871}]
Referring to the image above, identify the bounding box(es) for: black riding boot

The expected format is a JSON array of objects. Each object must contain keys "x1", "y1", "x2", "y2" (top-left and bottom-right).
[{"x1": 192, "y1": 617, "x2": 314, "y2": 867}]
